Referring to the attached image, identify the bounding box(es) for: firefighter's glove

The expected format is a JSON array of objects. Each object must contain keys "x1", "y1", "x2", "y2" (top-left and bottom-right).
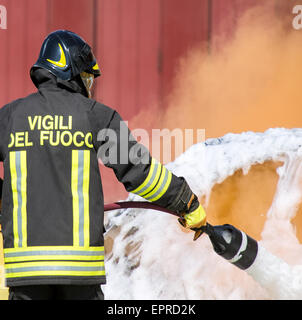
[{"x1": 178, "y1": 195, "x2": 207, "y2": 241}]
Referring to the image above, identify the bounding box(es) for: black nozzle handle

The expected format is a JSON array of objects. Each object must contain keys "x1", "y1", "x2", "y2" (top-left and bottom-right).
[{"x1": 201, "y1": 223, "x2": 232, "y2": 255}]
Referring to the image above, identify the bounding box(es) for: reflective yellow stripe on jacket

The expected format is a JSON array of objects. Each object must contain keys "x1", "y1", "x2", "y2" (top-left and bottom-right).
[
  {"x1": 131, "y1": 158, "x2": 172, "y2": 202},
  {"x1": 10, "y1": 151, "x2": 28, "y2": 248},
  {"x1": 4, "y1": 246, "x2": 105, "y2": 278},
  {"x1": 71, "y1": 150, "x2": 90, "y2": 247}
]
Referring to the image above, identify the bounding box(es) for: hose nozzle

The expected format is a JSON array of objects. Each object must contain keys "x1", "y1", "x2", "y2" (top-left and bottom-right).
[{"x1": 202, "y1": 223, "x2": 258, "y2": 270}]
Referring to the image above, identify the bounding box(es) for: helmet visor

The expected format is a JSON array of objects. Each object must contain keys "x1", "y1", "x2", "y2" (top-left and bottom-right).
[{"x1": 85, "y1": 51, "x2": 101, "y2": 78}]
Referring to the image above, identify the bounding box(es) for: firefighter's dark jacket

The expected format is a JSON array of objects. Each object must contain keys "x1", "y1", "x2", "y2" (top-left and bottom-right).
[{"x1": 0, "y1": 69, "x2": 194, "y2": 287}]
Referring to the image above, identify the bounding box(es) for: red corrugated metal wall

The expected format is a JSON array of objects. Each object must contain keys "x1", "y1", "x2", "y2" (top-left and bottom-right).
[
  {"x1": 0, "y1": 0, "x2": 293, "y2": 116},
  {"x1": 0, "y1": 0, "x2": 294, "y2": 200}
]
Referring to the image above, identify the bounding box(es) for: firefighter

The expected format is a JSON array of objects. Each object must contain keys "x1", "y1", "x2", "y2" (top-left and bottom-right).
[{"x1": 0, "y1": 30, "x2": 206, "y2": 300}]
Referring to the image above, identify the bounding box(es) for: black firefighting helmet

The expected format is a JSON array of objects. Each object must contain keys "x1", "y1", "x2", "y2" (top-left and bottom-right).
[{"x1": 30, "y1": 30, "x2": 101, "y2": 83}]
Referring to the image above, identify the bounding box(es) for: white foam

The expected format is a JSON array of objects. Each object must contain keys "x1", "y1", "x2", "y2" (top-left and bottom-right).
[{"x1": 103, "y1": 128, "x2": 302, "y2": 300}]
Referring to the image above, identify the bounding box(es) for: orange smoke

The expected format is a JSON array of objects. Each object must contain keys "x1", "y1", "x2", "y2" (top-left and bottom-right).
[
  {"x1": 156, "y1": 6, "x2": 302, "y2": 141},
  {"x1": 129, "y1": 4, "x2": 302, "y2": 144}
]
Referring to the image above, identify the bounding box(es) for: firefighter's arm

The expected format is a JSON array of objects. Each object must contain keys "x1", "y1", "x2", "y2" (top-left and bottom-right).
[
  {"x1": 90, "y1": 105, "x2": 207, "y2": 239},
  {"x1": 0, "y1": 104, "x2": 10, "y2": 163},
  {"x1": 104, "y1": 111, "x2": 207, "y2": 238},
  {"x1": 129, "y1": 163, "x2": 207, "y2": 240},
  {"x1": 0, "y1": 104, "x2": 10, "y2": 228}
]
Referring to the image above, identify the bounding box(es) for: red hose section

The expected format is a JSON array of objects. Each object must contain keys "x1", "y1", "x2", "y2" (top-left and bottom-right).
[{"x1": 104, "y1": 201, "x2": 178, "y2": 217}]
